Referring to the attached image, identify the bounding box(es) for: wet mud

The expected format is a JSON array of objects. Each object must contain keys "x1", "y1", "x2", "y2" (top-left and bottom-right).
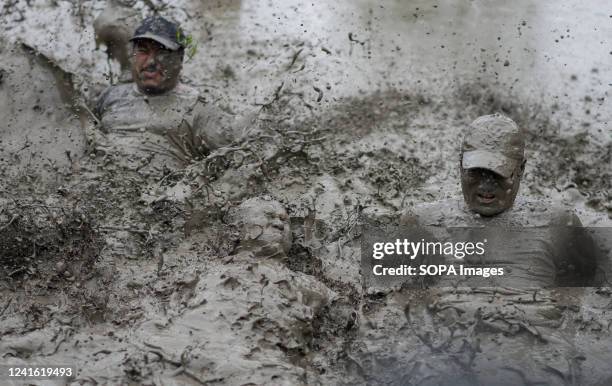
[{"x1": 1, "y1": 1, "x2": 611, "y2": 385}]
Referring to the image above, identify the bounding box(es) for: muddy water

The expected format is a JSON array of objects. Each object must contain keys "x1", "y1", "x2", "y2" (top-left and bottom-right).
[
  {"x1": 198, "y1": 0, "x2": 612, "y2": 138},
  {"x1": 1, "y1": 1, "x2": 611, "y2": 385},
  {"x1": 6, "y1": 1, "x2": 611, "y2": 132}
]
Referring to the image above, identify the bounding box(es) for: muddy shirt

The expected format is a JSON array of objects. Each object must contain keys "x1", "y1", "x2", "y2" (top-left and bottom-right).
[
  {"x1": 401, "y1": 197, "x2": 596, "y2": 385},
  {"x1": 94, "y1": 83, "x2": 235, "y2": 171},
  {"x1": 401, "y1": 196, "x2": 587, "y2": 287},
  {"x1": 402, "y1": 196, "x2": 593, "y2": 329}
]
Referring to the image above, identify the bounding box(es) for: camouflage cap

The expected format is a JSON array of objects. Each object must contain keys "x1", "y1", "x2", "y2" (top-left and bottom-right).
[
  {"x1": 130, "y1": 16, "x2": 184, "y2": 51},
  {"x1": 461, "y1": 113, "x2": 525, "y2": 178}
]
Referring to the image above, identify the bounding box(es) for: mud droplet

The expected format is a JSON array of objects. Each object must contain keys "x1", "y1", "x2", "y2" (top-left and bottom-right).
[{"x1": 55, "y1": 260, "x2": 66, "y2": 272}]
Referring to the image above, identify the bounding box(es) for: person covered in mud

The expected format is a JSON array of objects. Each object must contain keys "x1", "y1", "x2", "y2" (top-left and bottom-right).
[
  {"x1": 402, "y1": 113, "x2": 597, "y2": 287},
  {"x1": 396, "y1": 113, "x2": 599, "y2": 385},
  {"x1": 92, "y1": 16, "x2": 249, "y2": 173}
]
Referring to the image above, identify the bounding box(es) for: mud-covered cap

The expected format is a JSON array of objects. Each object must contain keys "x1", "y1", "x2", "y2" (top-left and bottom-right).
[
  {"x1": 130, "y1": 16, "x2": 184, "y2": 51},
  {"x1": 461, "y1": 114, "x2": 525, "y2": 178}
]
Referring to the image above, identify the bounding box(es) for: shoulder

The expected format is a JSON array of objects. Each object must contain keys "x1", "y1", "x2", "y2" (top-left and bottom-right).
[
  {"x1": 98, "y1": 83, "x2": 134, "y2": 101},
  {"x1": 190, "y1": 94, "x2": 229, "y2": 115},
  {"x1": 508, "y1": 197, "x2": 582, "y2": 226},
  {"x1": 190, "y1": 97, "x2": 236, "y2": 129},
  {"x1": 172, "y1": 85, "x2": 229, "y2": 120},
  {"x1": 549, "y1": 206, "x2": 582, "y2": 226},
  {"x1": 95, "y1": 83, "x2": 135, "y2": 113},
  {"x1": 172, "y1": 83, "x2": 201, "y2": 102}
]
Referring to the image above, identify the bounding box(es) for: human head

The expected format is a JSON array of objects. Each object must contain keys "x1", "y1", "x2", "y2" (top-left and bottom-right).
[
  {"x1": 229, "y1": 197, "x2": 292, "y2": 258},
  {"x1": 130, "y1": 16, "x2": 185, "y2": 95},
  {"x1": 460, "y1": 114, "x2": 526, "y2": 216}
]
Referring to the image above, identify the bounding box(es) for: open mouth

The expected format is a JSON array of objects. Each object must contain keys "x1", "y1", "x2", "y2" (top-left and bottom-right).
[
  {"x1": 142, "y1": 70, "x2": 161, "y2": 78},
  {"x1": 477, "y1": 192, "x2": 496, "y2": 204},
  {"x1": 141, "y1": 66, "x2": 164, "y2": 78}
]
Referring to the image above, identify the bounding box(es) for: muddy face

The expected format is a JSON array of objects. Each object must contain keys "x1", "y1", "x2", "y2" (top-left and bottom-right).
[
  {"x1": 460, "y1": 165, "x2": 523, "y2": 216},
  {"x1": 131, "y1": 39, "x2": 183, "y2": 94},
  {"x1": 231, "y1": 198, "x2": 292, "y2": 257}
]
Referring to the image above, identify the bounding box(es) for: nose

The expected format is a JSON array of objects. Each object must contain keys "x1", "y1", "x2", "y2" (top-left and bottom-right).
[
  {"x1": 477, "y1": 177, "x2": 497, "y2": 193},
  {"x1": 144, "y1": 54, "x2": 157, "y2": 67}
]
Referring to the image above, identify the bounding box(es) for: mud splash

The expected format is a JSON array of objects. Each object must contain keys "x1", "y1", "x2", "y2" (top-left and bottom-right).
[
  {"x1": 0, "y1": 1, "x2": 611, "y2": 385},
  {"x1": 1, "y1": 82, "x2": 610, "y2": 384}
]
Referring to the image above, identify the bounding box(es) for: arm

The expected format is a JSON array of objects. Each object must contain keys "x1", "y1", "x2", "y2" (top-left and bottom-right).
[
  {"x1": 84, "y1": 87, "x2": 114, "y2": 154},
  {"x1": 550, "y1": 210, "x2": 598, "y2": 285},
  {"x1": 93, "y1": 86, "x2": 113, "y2": 120},
  {"x1": 190, "y1": 101, "x2": 259, "y2": 156}
]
